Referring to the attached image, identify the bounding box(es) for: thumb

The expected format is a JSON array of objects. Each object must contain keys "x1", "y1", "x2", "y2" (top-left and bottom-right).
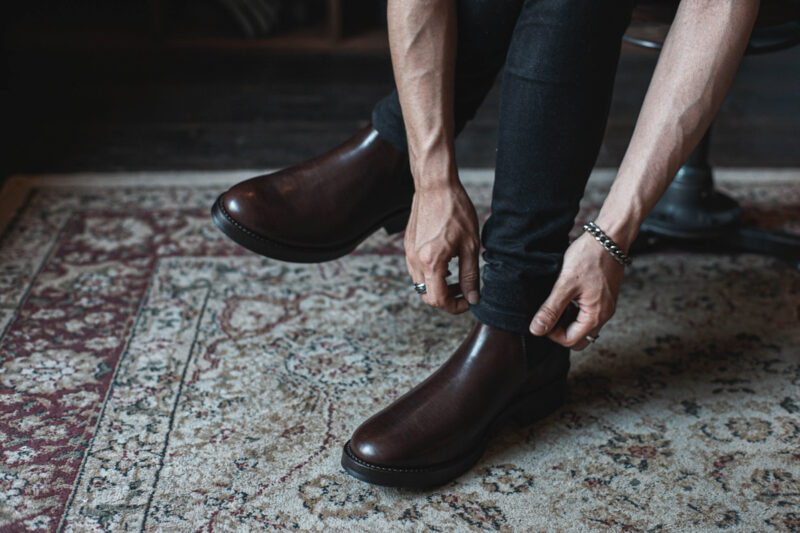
[{"x1": 530, "y1": 284, "x2": 572, "y2": 336}]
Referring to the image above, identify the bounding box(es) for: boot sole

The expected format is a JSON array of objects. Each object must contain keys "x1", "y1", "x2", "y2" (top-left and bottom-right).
[
  {"x1": 211, "y1": 195, "x2": 411, "y2": 263},
  {"x1": 340, "y1": 376, "x2": 567, "y2": 488}
]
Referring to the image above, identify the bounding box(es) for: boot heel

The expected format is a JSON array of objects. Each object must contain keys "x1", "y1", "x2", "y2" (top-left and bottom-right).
[
  {"x1": 511, "y1": 378, "x2": 567, "y2": 426},
  {"x1": 383, "y1": 210, "x2": 411, "y2": 235}
]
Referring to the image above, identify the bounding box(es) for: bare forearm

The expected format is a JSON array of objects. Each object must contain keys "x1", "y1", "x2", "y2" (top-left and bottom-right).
[
  {"x1": 596, "y1": 0, "x2": 760, "y2": 249},
  {"x1": 387, "y1": 0, "x2": 458, "y2": 192}
]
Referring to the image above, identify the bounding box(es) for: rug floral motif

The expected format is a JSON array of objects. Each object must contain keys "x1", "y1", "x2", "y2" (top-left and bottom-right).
[{"x1": 0, "y1": 173, "x2": 798, "y2": 532}]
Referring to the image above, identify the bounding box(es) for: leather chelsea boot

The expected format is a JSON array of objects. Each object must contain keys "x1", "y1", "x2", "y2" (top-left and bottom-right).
[
  {"x1": 211, "y1": 125, "x2": 414, "y2": 263},
  {"x1": 341, "y1": 321, "x2": 570, "y2": 488}
]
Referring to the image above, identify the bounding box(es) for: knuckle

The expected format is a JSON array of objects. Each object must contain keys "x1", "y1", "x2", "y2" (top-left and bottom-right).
[
  {"x1": 417, "y1": 246, "x2": 438, "y2": 267},
  {"x1": 423, "y1": 294, "x2": 442, "y2": 308}
]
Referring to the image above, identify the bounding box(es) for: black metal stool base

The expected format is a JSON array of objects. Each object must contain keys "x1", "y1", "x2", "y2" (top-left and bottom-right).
[
  {"x1": 635, "y1": 224, "x2": 800, "y2": 271},
  {"x1": 631, "y1": 129, "x2": 800, "y2": 270}
]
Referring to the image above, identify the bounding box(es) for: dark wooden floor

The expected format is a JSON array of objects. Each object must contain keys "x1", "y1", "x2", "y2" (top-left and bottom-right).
[{"x1": 3, "y1": 41, "x2": 799, "y2": 175}]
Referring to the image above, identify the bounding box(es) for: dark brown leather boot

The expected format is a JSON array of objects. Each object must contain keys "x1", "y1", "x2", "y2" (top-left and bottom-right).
[
  {"x1": 211, "y1": 125, "x2": 414, "y2": 262},
  {"x1": 340, "y1": 321, "x2": 570, "y2": 488}
]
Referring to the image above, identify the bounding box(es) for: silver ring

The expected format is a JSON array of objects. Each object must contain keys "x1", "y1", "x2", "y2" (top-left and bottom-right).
[
  {"x1": 413, "y1": 282, "x2": 427, "y2": 295},
  {"x1": 585, "y1": 334, "x2": 598, "y2": 344}
]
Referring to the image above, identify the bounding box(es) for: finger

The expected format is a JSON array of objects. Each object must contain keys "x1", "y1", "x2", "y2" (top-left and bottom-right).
[
  {"x1": 423, "y1": 269, "x2": 468, "y2": 314},
  {"x1": 421, "y1": 267, "x2": 447, "y2": 306},
  {"x1": 546, "y1": 322, "x2": 568, "y2": 346},
  {"x1": 560, "y1": 309, "x2": 601, "y2": 347},
  {"x1": 445, "y1": 283, "x2": 469, "y2": 313},
  {"x1": 458, "y1": 242, "x2": 480, "y2": 305},
  {"x1": 406, "y1": 257, "x2": 423, "y2": 286},
  {"x1": 547, "y1": 309, "x2": 599, "y2": 348},
  {"x1": 447, "y1": 283, "x2": 463, "y2": 298},
  {"x1": 405, "y1": 248, "x2": 423, "y2": 286},
  {"x1": 570, "y1": 338, "x2": 591, "y2": 351},
  {"x1": 404, "y1": 227, "x2": 422, "y2": 287},
  {"x1": 555, "y1": 301, "x2": 580, "y2": 330},
  {"x1": 530, "y1": 283, "x2": 574, "y2": 336},
  {"x1": 542, "y1": 302, "x2": 580, "y2": 346},
  {"x1": 566, "y1": 324, "x2": 601, "y2": 351}
]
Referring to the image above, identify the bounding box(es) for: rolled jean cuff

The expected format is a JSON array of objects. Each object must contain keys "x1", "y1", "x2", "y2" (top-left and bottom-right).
[
  {"x1": 468, "y1": 265, "x2": 560, "y2": 334},
  {"x1": 469, "y1": 300, "x2": 535, "y2": 335}
]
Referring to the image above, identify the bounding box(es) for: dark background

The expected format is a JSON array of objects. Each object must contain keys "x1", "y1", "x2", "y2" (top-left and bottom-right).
[{"x1": 2, "y1": 0, "x2": 799, "y2": 180}]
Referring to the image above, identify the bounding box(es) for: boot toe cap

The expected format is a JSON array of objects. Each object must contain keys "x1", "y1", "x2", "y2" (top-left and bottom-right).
[
  {"x1": 216, "y1": 179, "x2": 282, "y2": 240},
  {"x1": 349, "y1": 422, "x2": 395, "y2": 466},
  {"x1": 220, "y1": 183, "x2": 259, "y2": 219},
  {"x1": 348, "y1": 410, "x2": 455, "y2": 469}
]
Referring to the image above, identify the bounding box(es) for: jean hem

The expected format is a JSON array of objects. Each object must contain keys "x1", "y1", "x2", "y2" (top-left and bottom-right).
[
  {"x1": 469, "y1": 300, "x2": 533, "y2": 335},
  {"x1": 371, "y1": 104, "x2": 408, "y2": 152}
]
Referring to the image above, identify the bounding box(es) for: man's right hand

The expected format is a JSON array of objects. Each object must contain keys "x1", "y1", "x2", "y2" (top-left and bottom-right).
[{"x1": 404, "y1": 181, "x2": 481, "y2": 314}]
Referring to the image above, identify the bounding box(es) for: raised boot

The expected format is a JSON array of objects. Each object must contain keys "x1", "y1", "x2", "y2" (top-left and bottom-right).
[{"x1": 211, "y1": 125, "x2": 414, "y2": 262}]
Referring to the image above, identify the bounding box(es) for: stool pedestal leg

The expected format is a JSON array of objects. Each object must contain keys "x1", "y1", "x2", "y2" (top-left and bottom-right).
[{"x1": 633, "y1": 125, "x2": 800, "y2": 270}]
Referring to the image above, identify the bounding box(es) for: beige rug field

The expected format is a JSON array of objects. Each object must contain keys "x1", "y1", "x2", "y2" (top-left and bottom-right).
[{"x1": 0, "y1": 170, "x2": 798, "y2": 532}]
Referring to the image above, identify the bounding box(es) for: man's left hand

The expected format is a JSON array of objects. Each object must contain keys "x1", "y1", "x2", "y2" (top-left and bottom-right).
[{"x1": 529, "y1": 232, "x2": 625, "y2": 350}]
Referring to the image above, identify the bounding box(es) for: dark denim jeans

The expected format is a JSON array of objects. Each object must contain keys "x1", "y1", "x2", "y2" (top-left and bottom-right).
[{"x1": 373, "y1": 0, "x2": 634, "y2": 334}]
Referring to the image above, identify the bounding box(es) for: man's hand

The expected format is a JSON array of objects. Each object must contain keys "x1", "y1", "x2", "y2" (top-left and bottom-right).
[
  {"x1": 405, "y1": 182, "x2": 481, "y2": 314},
  {"x1": 528, "y1": 0, "x2": 758, "y2": 346},
  {"x1": 530, "y1": 232, "x2": 624, "y2": 350},
  {"x1": 386, "y1": 0, "x2": 472, "y2": 313}
]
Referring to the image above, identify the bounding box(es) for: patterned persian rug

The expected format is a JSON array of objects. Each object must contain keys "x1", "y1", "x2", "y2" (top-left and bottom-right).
[{"x1": 0, "y1": 170, "x2": 798, "y2": 533}]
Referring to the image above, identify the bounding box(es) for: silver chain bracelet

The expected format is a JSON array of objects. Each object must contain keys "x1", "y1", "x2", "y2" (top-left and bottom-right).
[{"x1": 582, "y1": 221, "x2": 632, "y2": 267}]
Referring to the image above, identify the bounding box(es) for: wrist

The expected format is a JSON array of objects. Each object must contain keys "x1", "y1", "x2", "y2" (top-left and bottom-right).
[
  {"x1": 581, "y1": 221, "x2": 634, "y2": 267},
  {"x1": 410, "y1": 148, "x2": 459, "y2": 193},
  {"x1": 592, "y1": 210, "x2": 642, "y2": 253},
  {"x1": 595, "y1": 165, "x2": 664, "y2": 251}
]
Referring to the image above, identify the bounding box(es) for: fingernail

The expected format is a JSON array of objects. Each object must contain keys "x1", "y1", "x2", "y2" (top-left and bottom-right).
[
  {"x1": 467, "y1": 291, "x2": 479, "y2": 304},
  {"x1": 530, "y1": 317, "x2": 548, "y2": 335}
]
